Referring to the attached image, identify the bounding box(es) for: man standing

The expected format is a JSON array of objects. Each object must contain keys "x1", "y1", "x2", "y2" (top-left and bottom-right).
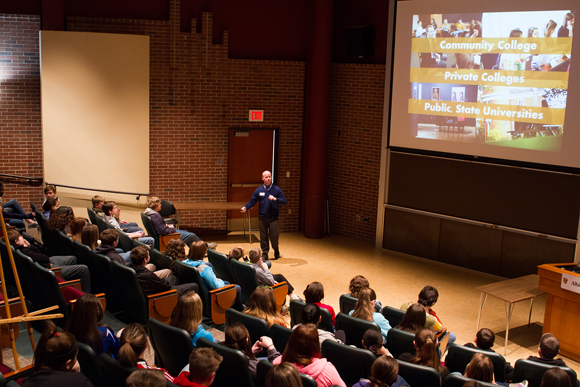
[{"x1": 241, "y1": 170, "x2": 286, "y2": 260}]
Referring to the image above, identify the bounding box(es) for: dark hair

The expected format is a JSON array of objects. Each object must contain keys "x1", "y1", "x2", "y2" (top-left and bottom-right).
[
  {"x1": 222, "y1": 323, "x2": 256, "y2": 361},
  {"x1": 540, "y1": 333, "x2": 560, "y2": 359},
  {"x1": 42, "y1": 197, "x2": 58, "y2": 212},
  {"x1": 528, "y1": 26, "x2": 538, "y2": 37},
  {"x1": 352, "y1": 288, "x2": 376, "y2": 322},
  {"x1": 188, "y1": 240, "x2": 208, "y2": 261},
  {"x1": 47, "y1": 206, "x2": 74, "y2": 232},
  {"x1": 348, "y1": 275, "x2": 369, "y2": 298},
  {"x1": 92, "y1": 195, "x2": 105, "y2": 207},
  {"x1": 396, "y1": 303, "x2": 426, "y2": 333},
  {"x1": 228, "y1": 247, "x2": 244, "y2": 261},
  {"x1": 188, "y1": 347, "x2": 223, "y2": 384},
  {"x1": 410, "y1": 328, "x2": 442, "y2": 372},
  {"x1": 282, "y1": 323, "x2": 320, "y2": 366},
  {"x1": 540, "y1": 367, "x2": 572, "y2": 387},
  {"x1": 100, "y1": 228, "x2": 119, "y2": 246},
  {"x1": 64, "y1": 294, "x2": 106, "y2": 354},
  {"x1": 303, "y1": 282, "x2": 324, "y2": 304},
  {"x1": 509, "y1": 28, "x2": 522, "y2": 38},
  {"x1": 476, "y1": 328, "x2": 495, "y2": 350},
  {"x1": 464, "y1": 353, "x2": 494, "y2": 383},
  {"x1": 44, "y1": 184, "x2": 56, "y2": 194},
  {"x1": 126, "y1": 369, "x2": 166, "y2": 387},
  {"x1": 69, "y1": 217, "x2": 88, "y2": 242},
  {"x1": 369, "y1": 355, "x2": 399, "y2": 387},
  {"x1": 81, "y1": 224, "x2": 99, "y2": 250},
  {"x1": 417, "y1": 286, "x2": 438, "y2": 307},
  {"x1": 165, "y1": 238, "x2": 186, "y2": 262},
  {"x1": 362, "y1": 329, "x2": 385, "y2": 357},
  {"x1": 266, "y1": 362, "x2": 303, "y2": 387},
  {"x1": 130, "y1": 245, "x2": 149, "y2": 265},
  {"x1": 118, "y1": 323, "x2": 148, "y2": 368},
  {"x1": 33, "y1": 322, "x2": 78, "y2": 372},
  {"x1": 301, "y1": 303, "x2": 321, "y2": 325},
  {"x1": 101, "y1": 201, "x2": 116, "y2": 216}
]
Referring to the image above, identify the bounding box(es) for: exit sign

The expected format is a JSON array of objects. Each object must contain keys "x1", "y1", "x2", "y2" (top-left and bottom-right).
[{"x1": 249, "y1": 110, "x2": 264, "y2": 122}]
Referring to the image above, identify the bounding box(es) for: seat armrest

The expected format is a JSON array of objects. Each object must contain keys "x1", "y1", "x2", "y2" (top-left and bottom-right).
[
  {"x1": 147, "y1": 289, "x2": 178, "y2": 324},
  {"x1": 49, "y1": 267, "x2": 63, "y2": 278},
  {"x1": 272, "y1": 282, "x2": 288, "y2": 312},
  {"x1": 58, "y1": 279, "x2": 82, "y2": 291},
  {"x1": 159, "y1": 233, "x2": 181, "y2": 252},
  {"x1": 70, "y1": 293, "x2": 106, "y2": 311},
  {"x1": 209, "y1": 284, "x2": 237, "y2": 324}
]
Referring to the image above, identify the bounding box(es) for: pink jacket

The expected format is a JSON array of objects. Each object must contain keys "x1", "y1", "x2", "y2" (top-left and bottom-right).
[{"x1": 273, "y1": 357, "x2": 346, "y2": 387}]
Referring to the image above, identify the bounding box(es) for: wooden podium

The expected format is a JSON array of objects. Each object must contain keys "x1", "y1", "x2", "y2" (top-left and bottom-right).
[{"x1": 537, "y1": 263, "x2": 580, "y2": 362}]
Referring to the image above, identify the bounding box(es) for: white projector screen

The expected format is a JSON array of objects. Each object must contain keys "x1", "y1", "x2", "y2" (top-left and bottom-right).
[
  {"x1": 40, "y1": 31, "x2": 149, "y2": 195},
  {"x1": 389, "y1": 0, "x2": 580, "y2": 170}
]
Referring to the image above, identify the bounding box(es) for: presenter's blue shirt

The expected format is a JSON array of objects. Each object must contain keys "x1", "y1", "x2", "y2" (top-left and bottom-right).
[{"x1": 245, "y1": 184, "x2": 287, "y2": 218}]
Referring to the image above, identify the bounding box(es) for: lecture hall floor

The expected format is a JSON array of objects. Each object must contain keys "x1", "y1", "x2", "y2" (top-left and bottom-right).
[{"x1": 217, "y1": 231, "x2": 579, "y2": 375}]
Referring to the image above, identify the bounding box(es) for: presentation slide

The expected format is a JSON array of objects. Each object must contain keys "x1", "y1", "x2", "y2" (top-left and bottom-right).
[{"x1": 389, "y1": 0, "x2": 580, "y2": 169}]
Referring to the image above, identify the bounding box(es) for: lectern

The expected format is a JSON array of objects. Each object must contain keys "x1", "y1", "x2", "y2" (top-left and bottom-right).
[{"x1": 537, "y1": 263, "x2": 580, "y2": 362}]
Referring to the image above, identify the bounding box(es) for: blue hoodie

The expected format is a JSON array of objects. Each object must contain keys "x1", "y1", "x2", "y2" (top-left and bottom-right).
[{"x1": 183, "y1": 259, "x2": 225, "y2": 292}]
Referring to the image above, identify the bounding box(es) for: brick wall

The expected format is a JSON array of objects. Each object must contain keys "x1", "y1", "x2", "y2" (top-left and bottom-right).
[
  {"x1": 328, "y1": 63, "x2": 386, "y2": 241},
  {"x1": 0, "y1": 15, "x2": 43, "y2": 206}
]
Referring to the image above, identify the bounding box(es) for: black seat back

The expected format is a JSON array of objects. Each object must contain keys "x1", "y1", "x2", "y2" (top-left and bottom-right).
[
  {"x1": 173, "y1": 260, "x2": 211, "y2": 317},
  {"x1": 87, "y1": 208, "x2": 98, "y2": 225},
  {"x1": 335, "y1": 312, "x2": 380, "y2": 348},
  {"x1": 445, "y1": 343, "x2": 506, "y2": 382},
  {"x1": 0, "y1": 240, "x2": 17, "y2": 289},
  {"x1": 397, "y1": 359, "x2": 441, "y2": 387},
  {"x1": 141, "y1": 213, "x2": 161, "y2": 250},
  {"x1": 98, "y1": 352, "x2": 136, "y2": 387},
  {"x1": 225, "y1": 308, "x2": 269, "y2": 350},
  {"x1": 382, "y1": 305, "x2": 405, "y2": 327},
  {"x1": 230, "y1": 259, "x2": 259, "y2": 305},
  {"x1": 513, "y1": 359, "x2": 577, "y2": 387},
  {"x1": 31, "y1": 262, "x2": 70, "y2": 327},
  {"x1": 208, "y1": 249, "x2": 235, "y2": 284},
  {"x1": 444, "y1": 372, "x2": 496, "y2": 387},
  {"x1": 77, "y1": 342, "x2": 108, "y2": 387},
  {"x1": 386, "y1": 328, "x2": 416, "y2": 359},
  {"x1": 269, "y1": 323, "x2": 292, "y2": 352},
  {"x1": 148, "y1": 247, "x2": 173, "y2": 271},
  {"x1": 321, "y1": 339, "x2": 376, "y2": 387},
  {"x1": 109, "y1": 260, "x2": 148, "y2": 323},
  {"x1": 146, "y1": 317, "x2": 194, "y2": 377},
  {"x1": 339, "y1": 294, "x2": 358, "y2": 314},
  {"x1": 289, "y1": 299, "x2": 333, "y2": 333},
  {"x1": 196, "y1": 337, "x2": 254, "y2": 387}
]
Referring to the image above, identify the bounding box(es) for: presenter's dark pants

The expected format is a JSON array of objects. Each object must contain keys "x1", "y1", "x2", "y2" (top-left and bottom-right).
[{"x1": 259, "y1": 216, "x2": 279, "y2": 258}]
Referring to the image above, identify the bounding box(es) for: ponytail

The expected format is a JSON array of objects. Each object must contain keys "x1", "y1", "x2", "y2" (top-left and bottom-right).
[
  {"x1": 411, "y1": 328, "x2": 441, "y2": 372},
  {"x1": 117, "y1": 324, "x2": 148, "y2": 368},
  {"x1": 33, "y1": 322, "x2": 78, "y2": 373}
]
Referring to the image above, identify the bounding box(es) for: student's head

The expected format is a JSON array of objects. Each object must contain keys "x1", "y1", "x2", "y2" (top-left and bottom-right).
[
  {"x1": 540, "y1": 367, "x2": 572, "y2": 387},
  {"x1": 223, "y1": 323, "x2": 255, "y2": 360},
  {"x1": 33, "y1": 322, "x2": 79, "y2": 373},
  {"x1": 92, "y1": 195, "x2": 105, "y2": 209},
  {"x1": 187, "y1": 347, "x2": 223, "y2": 386},
  {"x1": 413, "y1": 328, "x2": 440, "y2": 370},
  {"x1": 464, "y1": 353, "x2": 494, "y2": 383},
  {"x1": 417, "y1": 285, "x2": 438, "y2": 308},
  {"x1": 42, "y1": 197, "x2": 59, "y2": 213},
  {"x1": 164, "y1": 238, "x2": 186, "y2": 261},
  {"x1": 100, "y1": 228, "x2": 119, "y2": 247},
  {"x1": 248, "y1": 247, "x2": 262, "y2": 263},
  {"x1": 130, "y1": 245, "x2": 150, "y2": 266},
  {"x1": 44, "y1": 184, "x2": 56, "y2": 199},
  {"x1": 64, "y1": 294, "x2": 104, "y2": 353},
  {"x1": 228, "y1": 247, "x2": 245, "y2": 260},
  {"x1": 147, "y1": 196, "x2": 161, "y2": 211},
  {"x1": 539, "y1": 333, "x2": 560, "y2": 359},
  {"x1": 47, "y1": 206, "x2": 74, "y2": 231},
  {"x1": 188, "y1": 240, "x2": 208, "y2": 262},
  {"x1": 303, "y1": 282, "x2": 324, "y2": 304},
  {"x1": 352, "y1": 287, "x2": 377, "y2": 322},
  {"x1": 475, "y1": 328, "x2": 495, "y2": 350},
  {"x1": 545, "y1": 20, "x2": 557, "y2": 37},
  {"x1": 126, "y1": 369, "x2": 166, "y2": 387},
  {"x1": 266, "y1": 362, "x2": 303, "y2": 387},
  {"x1": 301, "y1": 303, "x2": 321, "y2": 326},
  {"x1": 81, "y1": 224, "x2": 99, "y2": 250},
  {"x1": 170, "y1": 291, "x2": 203, "y2": 335},
  {"x1": 369, "y1": 355, "x2": 399, "y2": 387},
  {"x1": 7, "y1": 229, "x2": 23, "y2": 245},
  {"x1": 282, "y1": 323, "x2": 320, "y2": 366},
  {"x1": 397, "y1": 303, "x2": 426, "y2": 333},
  {"x1": 509, "y1": 28, "x2": 522, "y2": 38},
  {"x1": 101, "y1": 201, "x2": 116, "y2": 217},
  {"x1": 564, "y1": 12, "x2": 575, "y2": 27},
  {"x1": 118, "y1": 323, "x2": 148, "y2": 368},
  {"x1": 362, "y1": 329, "x2": 385, "y2": 357},
  {"x1": 70, "y1": 217, "x2": 87, "y2": 238},
  {"x1": 349, "y1": 275, "x2": 369, "y2": 298},
  {"x1": 247, "y1": 286, "x2": 278, "y2": 315},
  {"x1": 528, "y1": 27, "x2": 539, "y2": 38}
]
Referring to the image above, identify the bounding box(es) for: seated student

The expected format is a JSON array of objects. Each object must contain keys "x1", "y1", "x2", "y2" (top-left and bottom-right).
[
  {"x1": 101, "y1": 201, "x2": 154, "y2": 246},
  {"x1": 350, "y1": 288, "x2": 391, "y2": 342},
  {"x1": 461, "y1": 328, "x2": 514, "y2": 381},
  {"x1": 347, "y1": 275, "x2": 383, "y2": 312},
  {"x1": 243, "y1": 286, "x2": 288, "y2": 328},
  {"x1": 128, "y1": 245, "x2": 198, "y2": 297},
  {"x1": 126, "y1": 369, "x2": 166, "y2": 387},
  {"x1": 228, "y1": 246, "x2": 247, "y2": 261},
  {"x1": 174, "y1": 347, "x2": 223, "y2": 387},
  {"x1": 248, "y1": 247, "x2": 300, "y2": 308},
  {"x1": 42, "y1": 197, "x2": 59, "y2": 219},
  {"x1": 541, "y1": 367, "x2": 573, "y2": 387},
  {"x1": 353, "y1": 354, "x2": 410, "y2": 387},
  {"x1": 81, "y1": 224, "x2": 100, "y2": 250},
  {"x1": 396, "y1": 303, "x2": 427, "y2": 333},
  {"x1": 41, "y1": 184, "x2": 57, "y2": 209},
  {"x1": 401, "y1": 285, "x2": 456, "y2": 346},
  {"x1": 69, "y1": 217, "x2": 88, "y2": 243},
  {"x1": 292, "y1": 303, "x2": 345, "y2": 348},
  {"x1": 144, "y1": 196, "x2": 202, "y2": 247},
  {"x1": 91, "y1": 195, "x2": 105, "y2": 216},
  {"x1": 97, "y1": 229, "x2": 171, "y2": 278},
  {"x1": 47, "y1": 206, "x2": 75, "y2": 234},
  {"x1": 8, "y1": 229, "x2": 91, "y2": 293},
  {"x1": 462, "y1": 353, "x2": 527, "y2": 387},
  {"x1": 183, "y1": 241, "x2": 244, "y2": 311},
  {"x1": 170, "y1": 291, "x2": 216, "y2": 347},
  {"x1": 118, "y1": 323, "x2": 175, "y2": 383},
  {"x1": 362, "y1": 329, "x2": 392, "y2": 357},
  {"x1": 266, "y1": 362, "x2": 303, "y2": 387},
  {"x1": 303, "y1": 281, "x2": 336, "y2": 326},
  {"x1": 398, "y1": 328, "x2": 449, "y2": 382},
  {"x1": 22, "y1": 323, "x2": 92, "y2": 387},
  {"x1": 0, "y1": 183, "x2": 36, "y2": 228},
  {"x1": 527, "y1": 331, "x2": 578, "y2": 387}
]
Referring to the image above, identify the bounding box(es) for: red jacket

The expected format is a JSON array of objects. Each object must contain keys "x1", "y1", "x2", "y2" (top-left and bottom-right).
[{"x1": 173, "y1": 371, "x2": 206, "y2": 387}]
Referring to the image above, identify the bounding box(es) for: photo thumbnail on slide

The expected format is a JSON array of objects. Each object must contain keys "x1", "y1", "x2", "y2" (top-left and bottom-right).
[{"x1": 409, "y1": 10, "x2": 573, "y2": 151}]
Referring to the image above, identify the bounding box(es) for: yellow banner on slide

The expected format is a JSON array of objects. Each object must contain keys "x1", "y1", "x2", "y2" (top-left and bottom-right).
[
  {"x1": 409, "y1": 68, "x2": 569, "y2": 89},
  {"x1": 408, "y1": 99, "x2": 565, "y2": 126},
  {"x1": 411, "y1": 38, "x2": 572, "y2": 55}
]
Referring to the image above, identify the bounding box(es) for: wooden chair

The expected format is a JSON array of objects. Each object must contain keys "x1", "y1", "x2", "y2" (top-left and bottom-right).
[
  {"x1": 140, "y1": 213, "x2": 179, "y2": 252},
  {"x1": 230, "y1": 258, "x2": 287, "y2": 312}
]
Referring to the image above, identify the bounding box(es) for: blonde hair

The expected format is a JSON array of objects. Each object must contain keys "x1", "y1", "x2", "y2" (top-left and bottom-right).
[
  {"x1": 243, "y1": 287, "x2": 287, "y2": 327},
  {"x1": 352, "y1": 288, "x2": 376, "y2": 322},
  {"x1": 170, "y1": 291, "x2": 203, "y2": 335},
  {"x1": 147, "y1": 196, "x2": 161, "y2": 210}
]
